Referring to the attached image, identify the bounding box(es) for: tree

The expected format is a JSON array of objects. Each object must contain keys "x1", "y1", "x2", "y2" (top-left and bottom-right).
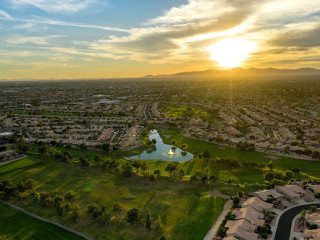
[
  {"x1": 264, "y1": 210, "x2": 274, "y2": 223},
  {"x1": 201, "y1": 175, "x2": 208, "y2": 185},
  {"x1": 79, "y1": 156, "x2": 89, "y2": 166},
  {"x1": 25, "y1": 179, "x2": 38, "y2": 190},
  {"x1": 126, "y1": 208, "x2": 140, "y2": 225},
  {"x1": 233, "y1": 195, "x2": 240, "y2": 207},
  {"x1": 181, "y1": 143, "x2": 188, "y2": 151},
  {"x1": 165, "y1": 163, "x2": 177, "y2": 175},
  {"x1": 100, "y1": 212, "x2": 112, "y2": 226},
  {"x1": 154, "y1": 170, "x2": 161, "y2": 177},
  {"x1": 94, "y1": 155, "x2": 103, "y2": 162},
  {"x1": 310, "y1": 206, "x2": 318, "y2": 213},
  {"x1": 17, "y1": 137, "x2": 30, "y2": 153},
  {"x1": 149, "y1": 174, "x2": 155, "y2": 181},
  {"x1": 102, "y1": 143, "x2": 110, "y2": 152},
  {"x1": 145, "y1": 209, "x2": 152, "y2": 230},
  {"x1": 203, "y1": 150, "x2": 211, "y2": 159},
  {"x1": 140, "y1": 162, "x2": 148, "y2": 172},
  {"x1": 122, "y1": 162, "x2": 133, "y2": 178},
  {"x1": 70, "y1": 204, "x2": 80, "y2": 222},
  {"x1": 284, "y1": 146, "x2": 290, "y2": 153},
  {"x1": 238, "y1": 191, "x2": 243, "y2": 198},
  {"x1": 312, "y1": 151, "x2": 320, "y2": 160},
  {"x1": 80, "y1": 143, "x2": 88, "y2": 150},
  {"x1": 132, "y1": 159, "x2": 142, "y2": 172},
  {"x1": 87, "y1": 204, "x2": 100, "y2": 219},
  {"x1": 304, "y1": 148, "x2": 312, "y2": 156},
  {"x1": 178, "y1": 170, "x2": 185, "y2": 180},
  {"x1": 285, "y1": 170, "x2": 294, "y2": 179},
  {"x1": 0, "y1": 145, "x2": 8, "y2": 152},
  {"x1": 64, "y1": 191, "x2": 78, "y2": 202},
  {"x1": 61, "y1": 153, "x2": 70, "y2": 163}
]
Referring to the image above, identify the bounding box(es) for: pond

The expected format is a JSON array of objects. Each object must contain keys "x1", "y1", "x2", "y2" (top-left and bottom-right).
[{"x1": 131, "y1": 130, "x2": 194, "y2": 162}]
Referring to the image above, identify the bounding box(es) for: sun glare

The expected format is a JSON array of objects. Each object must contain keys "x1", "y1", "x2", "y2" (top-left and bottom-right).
[{"x1": 206, "y1": 38, "x2": 257, "y2": 68}]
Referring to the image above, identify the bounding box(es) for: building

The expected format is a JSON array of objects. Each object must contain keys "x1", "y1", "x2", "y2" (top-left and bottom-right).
[
  {"x1": 276, "y1": 185, "x2": 306, "y2": 200},
  {"x1": 253, "y1": 189, "x2": 284, "y2": 202},
  {"x1": 309, "y1": 185, "x2": 320, "y2": 194},
  {"x1": 226, "y1": 219, "x2": 258, "y2": 240},
  {"x1": 306, "y1": 212, "x2": 320, "y2": 228},
  {"x1": 223, "y1": 237, "x2": 238, "y2": 240},
  {"x1": 242, "y1": 197, "x2": 273, "y2": 212},
  {"x1": 304, "y1": 229, "x2": 320, "y2": 240},
  {"x1": 232, "y1": 206, "x2": 265, "y2": 226}
]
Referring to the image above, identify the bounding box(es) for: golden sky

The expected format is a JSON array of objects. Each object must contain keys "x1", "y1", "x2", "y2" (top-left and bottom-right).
[{"x1": 1, "y1": 0, "x2": 320, "y2": 79}]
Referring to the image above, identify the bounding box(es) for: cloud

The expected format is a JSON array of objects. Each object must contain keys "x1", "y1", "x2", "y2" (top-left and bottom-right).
[
  {"x1": 1, "y1": 14, "x2": 130, "y2": 33},
  {"x1": 267, "y1": 24, "x2": 320, "y2": 48},
  {"x1": 2, "y1": 0, "x2": 320, "y2": 72},
  {"x1": 3, "y1": 34, "x2": 64, "y2": 45},
  {"x1": 51, "y1": 55, "x2": 72, "y2": 62},
  {"x1": 0, "y1": 10, "x2": 13, "y2": 20},
  {"x1": 146, "y1": 0, "x2": 234, "y2": 25},
  {"x1": 9, "y1": 0, "x2": 99, "y2": 13},
  {"x1": 4, "y1": 35, "x2": 50, "y2": 45},
  {"x1": 88, "y1": 0, "x2": 266, "y2": 62},
  {"x1": 91, "y1": 0, "x2": 320, "y2": 65},
  {"x1": 13, "y1": 22, "x2": 36, "y2": 29}
]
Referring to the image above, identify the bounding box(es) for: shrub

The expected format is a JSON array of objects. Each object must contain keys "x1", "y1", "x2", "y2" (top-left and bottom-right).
[{"x1": 0, "y1": 145, "x2": 8, "y2": 152}]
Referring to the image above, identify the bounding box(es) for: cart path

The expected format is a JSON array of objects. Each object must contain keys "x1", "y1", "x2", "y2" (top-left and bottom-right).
[{"x1": 0, "y1": 200, "x2": 92, "y2": 240}]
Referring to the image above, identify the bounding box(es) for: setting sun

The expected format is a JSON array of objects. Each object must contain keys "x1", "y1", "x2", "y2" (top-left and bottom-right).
[{"x1": 206, "y1": 38, "x2": 257, "y2": 68}]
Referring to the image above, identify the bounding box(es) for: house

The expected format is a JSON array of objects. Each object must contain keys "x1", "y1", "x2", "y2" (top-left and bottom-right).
[
  {"x1": 242, "y1": 197, "x2": 273, "y2": 212},
  {"x1": 306, "y1": 212, "x2": 320, "y2": 228},
  {"x1": 223, "y1": 237, "x2": 238, "y2": 240},
  {"x1": 276, "y1": 185, "x2": 306, "y2": 200},
  {"x1": 304, "y1": 229, "x2": 320, "y2": 240},
  {"x1": 309, "y1": 185, "x2": 320, "y2": 194},
  {"x1": 253, "y1": 189, "x2": 284, "y2": 202},
  {"x1": 226, "y1": 219, "x2": 258, "y2": 240},
  {"x1": 232, "y1": 206, "x2": 265, "y2": 226}
]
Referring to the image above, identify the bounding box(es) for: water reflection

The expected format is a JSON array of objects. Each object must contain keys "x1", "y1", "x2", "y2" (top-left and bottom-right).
[{"x1": 131, "y1": 130, "x2": 193, "y2": 162}]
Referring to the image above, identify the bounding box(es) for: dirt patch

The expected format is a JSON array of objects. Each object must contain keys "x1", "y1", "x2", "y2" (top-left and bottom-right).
[
  {"x1": 164, "y1": 134, "x2": 171, "y2": 139},
  {"x1": 264, "y1": 155, "x2": 281, "y2": 160},
  {"x1": 209, "y1": 190, "x2": 230, "y2": 199},
  {"x1": 218, "y1": 146, "x2": 226, "y2": 150}
]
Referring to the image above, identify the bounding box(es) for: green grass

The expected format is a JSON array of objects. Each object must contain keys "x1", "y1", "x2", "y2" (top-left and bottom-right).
[
  {"x1": 0, "y1": 202, "x2": 83, "y2": 240},
  {"x1": 0, "y1": 156, "x2": 226, "y2": 240},
  {"x1": 160, "y1": 104, "x2": 219, "y2": 123},
  {"x1": 4, "y1": 127, "x2": 317, "y2": 239},
  {"x1": 158, "y1": 129, "x2": 320, "y2": 179}
]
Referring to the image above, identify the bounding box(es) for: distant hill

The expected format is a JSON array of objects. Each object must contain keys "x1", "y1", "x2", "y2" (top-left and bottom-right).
[{"x1": 143, "y1": 68, "x2": 320, "y2": 80}]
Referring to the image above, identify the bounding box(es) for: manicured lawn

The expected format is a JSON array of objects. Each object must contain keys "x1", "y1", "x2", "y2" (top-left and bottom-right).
[
  {"x1": 0, "y1": 156, "x2": 226, "y2": 240},
  {"x1": 159, "y1": 129, "x2": 320, "y2": 179},
  {"x1": 0, "y1": 202, "x2": 84, "y2": 240}
]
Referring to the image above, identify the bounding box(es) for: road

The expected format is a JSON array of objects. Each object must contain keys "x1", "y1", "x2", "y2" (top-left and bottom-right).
[{"x1": 274, "y1": 203, "x2": 320, "y2": 240}]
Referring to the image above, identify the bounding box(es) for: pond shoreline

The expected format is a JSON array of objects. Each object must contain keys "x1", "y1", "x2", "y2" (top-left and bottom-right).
[{"x1": 131, "y1": 129, "x2": 193, "y2": 162}]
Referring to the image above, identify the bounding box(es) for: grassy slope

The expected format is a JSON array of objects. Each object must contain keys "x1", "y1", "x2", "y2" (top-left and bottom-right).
[
  {"x1": 0, "y1": 156, "x2": 226, "y2": 240},
  {"x1": 0, "y1": 202, "x2": 83, "y2": 240}
]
